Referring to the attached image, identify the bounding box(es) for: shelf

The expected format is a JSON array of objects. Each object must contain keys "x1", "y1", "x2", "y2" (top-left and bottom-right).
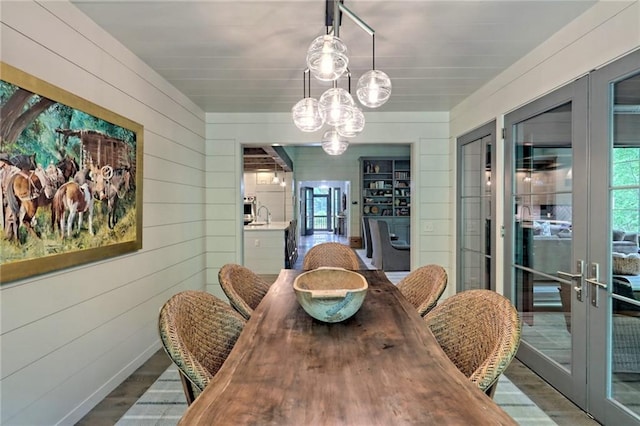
[{"x1": 360, "y1": 156, "x2": 411, "y2": 222}]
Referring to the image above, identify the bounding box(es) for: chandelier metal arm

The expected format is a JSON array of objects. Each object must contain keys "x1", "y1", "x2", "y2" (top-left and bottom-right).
[
  {"x1": 305, "y1": 68, "x2": 312, "y2": 98},
  {"x1": 336, "y1": 1, "x2": 374, "y2": 37},
  {"x1": 372, "y1": 33, "x2": 375, "y2": 70},
  {"x1": 333, "y1": 1, "x2": 376, "y2": 69},
  {"x1": 302, "y1": 69, "x2": 307, "y2": 98}
]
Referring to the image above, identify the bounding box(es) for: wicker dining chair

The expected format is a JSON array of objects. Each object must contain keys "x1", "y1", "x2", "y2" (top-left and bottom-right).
[
  {"x1": 302, "y1": 242, "x2": 361, "y2": 270},
  {"x1": 218, "y1": 263, "x2": 272, "y2": 319},
  {"x1": 396, "y1": 264, "x2": 448, "y2": 316},
  {"x1": 423, "y1": 289, "x2": 522, "y2": 398},
  {"x1": 158, "y1": 290, "x2": 246, "y2": 405}
]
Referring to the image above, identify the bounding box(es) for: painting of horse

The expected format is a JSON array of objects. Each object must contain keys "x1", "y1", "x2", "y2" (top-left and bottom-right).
[
  {"x1": 93, "y1": 165, "x2": 129, "y2": 229},
  {"x1": 10, "y1": 154, "x2": 36, "y2": 171},
  {"x1": 56, "y1": 155, "x2": 78, "y2": 182},
  {"x1": 1, "y1": 63, "x2": 142, "y2": 283},
  {"x1": 51, "y1": 181, "x2": 94, "y2": 238},
  {"x1": 4, "y1": 167, "x2": 57, "y2": 240}
]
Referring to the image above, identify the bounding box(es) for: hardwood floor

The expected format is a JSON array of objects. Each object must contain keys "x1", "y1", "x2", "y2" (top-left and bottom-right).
[
  {"x1": 75, "y1": 349, "x2": 172, "y2": 426},
  {"x1": 76, "y1": 232, "x2": 598, "y2": 425}
]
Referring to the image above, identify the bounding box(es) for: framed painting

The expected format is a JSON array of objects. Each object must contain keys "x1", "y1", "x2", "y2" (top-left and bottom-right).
[{"x1": 0, "y1": 62, "x2": 143, "y2": 283}]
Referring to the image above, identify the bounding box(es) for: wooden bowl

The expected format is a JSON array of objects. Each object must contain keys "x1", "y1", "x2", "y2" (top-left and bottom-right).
[{"x1": 293, "y1": 267, "x2": 368, "y2": 323}]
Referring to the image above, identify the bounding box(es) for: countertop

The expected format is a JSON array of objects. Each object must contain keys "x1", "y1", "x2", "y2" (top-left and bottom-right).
[{"x1": 243, "y1": 221, "x2": 290, "y2": 231}]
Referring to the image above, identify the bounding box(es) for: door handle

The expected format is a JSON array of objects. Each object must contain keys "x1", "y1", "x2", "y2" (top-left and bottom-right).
[
  {"x1": 585, "y1": 262, "x2": 607, "y2": 307},
  {"x1": 557, "y1": 260, "x2": 584, "y2": 302}
]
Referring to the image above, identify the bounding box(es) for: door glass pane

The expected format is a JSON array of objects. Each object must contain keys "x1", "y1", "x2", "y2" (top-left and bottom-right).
[
  {"x1": 484, "y1": 142, "x2": 492, "y2": 272},
  {"x1": 305, "y1": 188, "x2": 314, "y2": 235},
  {"x1": 609, "y1": 72, "x2": 640, "y2": 415},
  {"x1": 460, "y1": 135, "x2": 492, "y2": 290},
  {"x1": 462, "y1": 141, "x2": 482, "y2": 197},
  {"x1": 313, "y1": 188, "x2": 330, "y2": 231},
  {"x1": 462, "y1": 198, "x2": 482, "y2": 252},
  {"x1": 513, "y1": 103, "x2": 573, "y2": 371},
  {"x1": 462, "y1": 251, "x2": 483, "y2": 290}
]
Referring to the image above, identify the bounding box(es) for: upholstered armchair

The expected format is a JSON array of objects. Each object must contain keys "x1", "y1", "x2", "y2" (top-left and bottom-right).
[
  {"x1": 369, "y1": 219, "x2": 410, "y2": 271},
  {"x1": 362, "y1": 217, "x2": 373, "y2": 258}
]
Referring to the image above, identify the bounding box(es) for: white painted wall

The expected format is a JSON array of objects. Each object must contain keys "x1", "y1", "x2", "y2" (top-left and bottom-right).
[
  {"x1": 450, "y1": 1, "x2": 640, "y2": 294},
  {"x1": 1, "y1": 2, "x2": 206, "y2": 424},
  {"x1": 205, "y1": 112, "x2": 452, "y2": 296}
]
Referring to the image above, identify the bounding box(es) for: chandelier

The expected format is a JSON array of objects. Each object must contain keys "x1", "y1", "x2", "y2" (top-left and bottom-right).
[{"x1": 292, "y1": 0, "x2": 392, "y2": 155}]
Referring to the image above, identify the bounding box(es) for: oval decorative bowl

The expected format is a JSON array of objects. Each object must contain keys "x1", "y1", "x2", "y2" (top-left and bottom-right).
[{"x1": 293, "y1": 267, "x2": 368, "y2": 323}]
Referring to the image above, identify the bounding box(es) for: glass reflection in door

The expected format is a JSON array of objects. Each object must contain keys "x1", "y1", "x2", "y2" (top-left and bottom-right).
[
  {"x1": 512, "y1": 103, "x2": 574, "y2": 370},
  {"x1": 609, "y1": 72, "x2": 640, "y2": 417},
  {"x1": 457, "y1": 122, "x2": 495, "y2": 291}
]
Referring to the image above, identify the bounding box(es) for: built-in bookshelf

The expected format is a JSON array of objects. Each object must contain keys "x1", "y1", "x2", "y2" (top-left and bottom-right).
[
  {"x1": 360, "y1": 157, "x2": 411, "y2": 242},
  {"x1": 360, "y1": 157, "x2": 410, "y2": 217}
]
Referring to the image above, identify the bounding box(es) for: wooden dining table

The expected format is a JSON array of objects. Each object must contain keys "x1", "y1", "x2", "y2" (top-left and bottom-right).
[{"x1": 179, "y1": 269, "x2": 517, "y2": 425}]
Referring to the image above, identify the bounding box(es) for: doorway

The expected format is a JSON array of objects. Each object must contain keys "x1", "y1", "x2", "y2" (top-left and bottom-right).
[
  {"x1": 311, "y1": 188, "x2": 331, "y2": 232},
  {"x1": 300, "y1": 181, "x2": 349, "y2": 237},
  {"x1": 504, "y1": 50, "x2": 640, "y2": 424}
]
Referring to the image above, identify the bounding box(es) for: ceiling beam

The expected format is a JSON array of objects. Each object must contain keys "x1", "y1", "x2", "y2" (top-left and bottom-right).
[{"x1": 243, "y1": 146, "x2": 293, "y2": 173}]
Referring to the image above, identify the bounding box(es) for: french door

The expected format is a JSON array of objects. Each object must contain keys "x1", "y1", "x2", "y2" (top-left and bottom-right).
[
  {"x1": 457, "y1": 121, "x2": 496, "y2": 291},
  {"x1": 505, "y1": 50, "x2": 640, "y2": 424},
  {"x1": 588, "y1": 50, "x2": 640, "y2": 424},
  {"x1": 505, "y1": 75, "x2": 588, "y2": 406},
  {"x1": 301, "y1": 187, "x2": 314, "y2": 236},
  {"x1": 312, "y1": 189, "x2": 331, "y2": 231}
]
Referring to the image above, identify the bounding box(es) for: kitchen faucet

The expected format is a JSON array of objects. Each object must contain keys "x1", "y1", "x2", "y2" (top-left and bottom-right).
[{"x1": 257, "y1": 205, "x2": 271, "y2": 224}]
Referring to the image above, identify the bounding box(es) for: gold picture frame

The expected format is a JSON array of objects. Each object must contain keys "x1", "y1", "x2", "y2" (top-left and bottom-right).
[{"x1": 0, "y1": 62, "x2": 143, "y2": 283}]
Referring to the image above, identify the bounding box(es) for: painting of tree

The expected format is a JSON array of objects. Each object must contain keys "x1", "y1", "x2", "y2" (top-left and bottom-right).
[{"x1": 0, "y1": 62, "x2": 143, "y2": 283}]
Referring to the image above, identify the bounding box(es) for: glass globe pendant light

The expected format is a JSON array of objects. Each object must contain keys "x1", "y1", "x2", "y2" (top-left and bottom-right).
[
  {"x1": 292, "y1": 69, "x2": 324, "y2": 132},
  {"x1": 321, "y1": 129, "x2": 349, "y2": 156},
  {"x1": 336, "y1": 70, "x2": 364, "y2": 137},
  {"x1": 356, "y1": 34, "x2": 392, "y2": 108},
  {"x1": 357, "y1": 69, "x2": 392, "y2": 108},
  {"x1": 319, "y1": 87, "x2": 354, "y2": 127},
  {"x1": 292, "y1": 98, "x2": 324, "y2": 132},
  {"x1": 336, "y1": 105, "x2": 365, "y2": 137},
  {"x1": 306, "y1": 34, "x2": 348, "y2": 82}
]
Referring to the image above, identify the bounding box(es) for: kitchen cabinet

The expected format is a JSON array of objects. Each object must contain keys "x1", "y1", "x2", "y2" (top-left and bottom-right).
[{"x1": 244, "y1": 222, "x2": 290, "y2": 274}]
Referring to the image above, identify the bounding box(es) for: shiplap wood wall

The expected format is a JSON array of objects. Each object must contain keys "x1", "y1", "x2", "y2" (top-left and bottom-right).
[{"x1": 1, "y1": 2, "x2": 206, "y2": 424}]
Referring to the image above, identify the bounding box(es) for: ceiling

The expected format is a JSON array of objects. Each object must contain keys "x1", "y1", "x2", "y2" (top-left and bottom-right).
[
  {"x1": 72, "y1": 0, "x2": 597, "y2": 114},
  {"x1": 70, "y1": 0, "x2": 598, "y2": 169}
]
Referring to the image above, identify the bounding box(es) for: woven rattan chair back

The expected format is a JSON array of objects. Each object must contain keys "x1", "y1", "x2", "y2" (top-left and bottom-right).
[
  {"x1": 396, "y1": 264, "x2": 448, "y2": 316},
  {"x1": 218, "y1": 263, "x2": 272, "y2": 319},
  {"x1": 158, "y1": 290, "x2": 246, "y2": 405},
  {"x1": 423, "y1": 289, "x2": 522, "y2": 398},
  {"x1": 302, "y1": 242, "x2": 361, "y2": 270}
]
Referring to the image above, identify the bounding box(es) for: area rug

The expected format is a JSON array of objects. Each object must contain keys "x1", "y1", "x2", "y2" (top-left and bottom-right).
[
  {"x1": 118, "y1": 252, "x2": 555, "y2": 425},
  {"x1": 116, "y1": 365, "x2": 556, "y2": 425}
]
